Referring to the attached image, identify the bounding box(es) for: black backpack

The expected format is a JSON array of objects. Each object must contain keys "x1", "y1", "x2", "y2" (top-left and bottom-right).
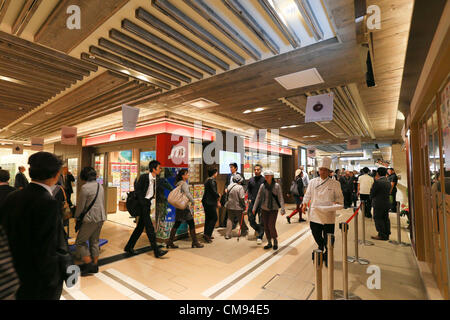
[{"x1": 126, "y1": 191, "x2": 140, "y2": 217}]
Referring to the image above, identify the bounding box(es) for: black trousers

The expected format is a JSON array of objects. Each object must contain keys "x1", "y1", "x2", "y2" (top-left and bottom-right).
[
  {"x1": 310, "y1": 222, "x2": 335, "y2": 252},
  {"x1": 391, "y1": 190, "x2": 397, "y2": 212},
  {"x1": 203, "y1": 204, "x2": 218, "y2": 237},
  {"x1": 343, "y1": 191, "x2": 353, "y2": 208},
  {"x1": 374, "y1": 206, "x2": 391, "y2": 239},
  {"x1": 248, "y1": 201, "x2": 264, "y2": 239},
  {"x1": 125, "y1": 199, "x2": 157, "y2": 250},
  {"x1": 17, "y1": 282, "x2": 63, "y2": 300},
  {"x1": 360, "y1": 194, "x2": 372, "y2": 217}
]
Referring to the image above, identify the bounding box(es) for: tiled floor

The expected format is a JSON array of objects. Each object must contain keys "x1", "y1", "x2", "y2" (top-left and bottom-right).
[{"x1": 64, "y1": 204, "x2": 428, "y2": 300}]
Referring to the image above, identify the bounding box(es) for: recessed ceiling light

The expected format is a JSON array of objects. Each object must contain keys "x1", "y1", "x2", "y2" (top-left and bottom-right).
[
  {"x1": 121, "y1": 69, "x2": 131, "y2": 75},
  {"x1": 45, "y1": 112, "x2": 54, "y2": 115},
  {"x1": 23, "y1": 123, "x2": 33, "y2": 126},
  {"x1": 243, "y1": 110, "x2": 252, "y2": 114},
  {"x1": 182, "y1": 98, "x2": 219, "y2": 109},
  {"x1": 289, "y1": 125, "x2": 297, "y2": 128},
  {"x1": 254, "y1": 108, "x2": 264, "y2": 112},
  {"x1": 281, "y1": 126, "x2": 288, "y2": 129},
  {"x1": 137, "y1": 75, "x2": 148, "y2": 81},
  {"x1": 274, "y1": 68, "x2": 324, "y2": 90}
]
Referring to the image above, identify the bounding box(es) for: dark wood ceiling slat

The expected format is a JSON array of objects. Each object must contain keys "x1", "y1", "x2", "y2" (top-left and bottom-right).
[
  {"x1": 98, "y1": 37, "x2": 191, "y2": 83},
  {"x1": 0, "y1": 82, "x2": 53, "y2": 99},
  {"x1": 0, "y1": 30, "x2": 97, "y2": 73},
  {"x1": 183, "y1": 0, "x2": 261, "y2": 61},
  {"x1": 89, "y1": 46, "x2": 179, "y2": 88},
  {"x1": 0, "y1": 0, "x2": 11, "y2": 24},
  {"x1": 0, "y1": 91, "x2": 45, "y2": 104},
  {"x1": 258, "y1": 0, "x2": 301, "y2": 48},
  {"x1": 221, "y1": 0, "x2": 279, "y2": 55},
  {"x1": 122, "y1": 19, "x2": 215, "y2": 75},
  {"x1": 153, "y1": 0, "x2": 245, "y2": 66},
  {"x1": 0, "y1": 66, "x2": 67, "y2": 91},
  {"x1": 0, "y1": 96, "x2": 38, "y2": 107},
  {"x1": 12, "y1": 0, "x2": 43, "y2": 36},
  {"x1": 0, "y1": 46, "x2": 84, "y2": 81},
  {"x1": 136, "y1": 7, "x2": 229, "y2": 70}
]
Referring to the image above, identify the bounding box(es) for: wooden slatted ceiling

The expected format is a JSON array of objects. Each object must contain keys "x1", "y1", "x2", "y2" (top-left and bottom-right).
[
  {"x1": 5, "y1": 71, "x2": 160, "y2": 139},
  {"x1": 0, "y1": 30, "x2": 97, "y2": 128},
  {"x1": 34, "y1": 0, "x2": 130, "y2": 53},
  {"x1": 11, "y1": 0, "x2": 42, "y2": 36}
]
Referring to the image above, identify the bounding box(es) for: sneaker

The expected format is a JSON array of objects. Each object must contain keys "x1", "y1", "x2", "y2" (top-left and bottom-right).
[
  {"x1": 286, "y1": 216, "x2": 291, "y2": 224},
  {"x1": 225, "y1": 235, "x2": 231, "y2": 240},
  {"x1": 256, "y1": 238, "x2": 262, "y2": 245}
]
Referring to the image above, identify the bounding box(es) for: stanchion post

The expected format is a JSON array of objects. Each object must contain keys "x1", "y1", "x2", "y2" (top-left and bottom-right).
[
  {"x1": 327, "y1": 233, "x2": 335, "y2": 300},
  {"x1": 348, "y1": 206, "x2": 370, "y2": 265},
  {"x1": 314, "y1": 249, "x2": 323, "y2": 300}
]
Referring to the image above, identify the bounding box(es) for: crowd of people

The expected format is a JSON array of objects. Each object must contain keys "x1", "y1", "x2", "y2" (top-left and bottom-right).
[{"x1": 0, "y1": 150, "x2": 400, "y2": 300}]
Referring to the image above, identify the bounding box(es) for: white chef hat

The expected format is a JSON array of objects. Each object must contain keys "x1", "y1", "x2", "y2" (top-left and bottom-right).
[{"x1": 319, "y1": 156, "x2": 332, "y2": 170}]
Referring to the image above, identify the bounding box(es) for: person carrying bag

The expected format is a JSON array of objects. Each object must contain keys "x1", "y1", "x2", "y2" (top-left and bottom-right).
[{"x1": 75, "y1": 183, "x2": 99, "y2": 232}]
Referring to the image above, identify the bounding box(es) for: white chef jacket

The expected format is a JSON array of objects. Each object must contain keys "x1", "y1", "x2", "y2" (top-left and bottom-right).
[{"x1": 303, "y1": 177, "x2": 344, "y2": 225}]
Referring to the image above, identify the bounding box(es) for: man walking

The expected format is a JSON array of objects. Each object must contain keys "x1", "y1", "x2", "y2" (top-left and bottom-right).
[
  {"x1": 14, "y1": 166, "x2": 29, "y2": 190},
  {"x1": 358, "y1": 167, "x2": 374, "y2": 218},
  {"x1": 247, "y1": 164, "x2": 265, "y2": 244},
  {"x1": 339, "y1": 170, "x2": 353, "y2": 209},
  {"x1": 59, "y1": 166, "x2": 75, "y2": 207},
  {"x1": 370, "y1": 167, "x2": 392, "y2": 241},
  {"x1": 124, "y1": 160, "x2": 168, "y2": 258},
  {"x1": 2, "y1": 152, "x2": 71, "y2": 300},
  {"x1": 302, "y1": 157, "x2": 343, "y2": 267},
  {"x1": 388, "y1": 168, "x2": 398, "y2": 212}
]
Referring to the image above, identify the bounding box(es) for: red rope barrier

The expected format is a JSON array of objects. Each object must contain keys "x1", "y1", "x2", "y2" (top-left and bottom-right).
[{"x1": 345, "y1": 204, "x2": 362, "y2": 224}]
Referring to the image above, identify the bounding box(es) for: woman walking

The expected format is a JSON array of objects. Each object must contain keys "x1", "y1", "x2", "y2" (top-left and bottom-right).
[
  {"x1": 202, "y1": 167, "x2": 220, "y2": 243},
  {"x1": 253, "y1": 170, "x2": 285, "y2": 250},
  {"x1": 285, "y1": 169, "x2": 305, "y2": 223},
  {"x1": 75, "y1": 167, "x2": 105, "y2": 276},
  {"x1": 166, "y1": 169, "x2": 204, "y2": 248}
]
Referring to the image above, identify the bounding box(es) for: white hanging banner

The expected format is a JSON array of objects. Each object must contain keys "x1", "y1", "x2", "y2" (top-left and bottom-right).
[
  {"x1": 347, "y1": 136, "x2": 361, "y2": 150},
  {"x1": 31, "y1": 137, "x2": 44, "y2": 151},
  {"x1": 12, "y1": 144, "x2": 24, "y2": 155},
  {"x1": 61, "y1": 126, "x2": 77, "y2": 145},
  {"x1": 305, "y1": 92, "x2": 334, "y2": 123},
  {"x1": 122, "y1": 104, "x2": 140, "y2": 132},
  {"x1": 307, "y1": 147, "x2": 316, "y2": 158}
]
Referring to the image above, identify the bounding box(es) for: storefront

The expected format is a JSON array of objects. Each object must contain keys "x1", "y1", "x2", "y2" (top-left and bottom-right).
[{"x1": 82, "y1": 120, "x2": 215, "y2": 241}]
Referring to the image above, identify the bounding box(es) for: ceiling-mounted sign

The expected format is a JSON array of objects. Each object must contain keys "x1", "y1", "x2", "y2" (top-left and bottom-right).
[
  {"x1": 31, "y1": 137, "x2": 44, "y2": 151},
  {"x1": 61, "y1": 126, "x2": 77, "y2": 145},
  {"x1": 307, "y1": 147, "x2": 316, "y2": 158},
  {"x1": 12, "y1": 144, "x2": 23, "y2": 155},
  {"x1": 347, "y1": 136, "x2": 361, "y2": 150},
  {"x1": 122, "y1": 104, "x2": 140, "y2": 132},
  {"x1": 305, "y1": 92, "x2": 334, "y2": 123}
]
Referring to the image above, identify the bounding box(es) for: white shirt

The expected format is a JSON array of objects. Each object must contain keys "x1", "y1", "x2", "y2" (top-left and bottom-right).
[
  {"x1": 303, "y1": 177, "x2": 344, "y2": 225},
  {"x1": 30, "y1": 181, "x2": 54, "y2": 196},
  {"x1": 145, "y1": 173, "x2": 156, "y2": 199},
  {"x1": 358, "y1": 174, "x2": 374, "y2": 195}
]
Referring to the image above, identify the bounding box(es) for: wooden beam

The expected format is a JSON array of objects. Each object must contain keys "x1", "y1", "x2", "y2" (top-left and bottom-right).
[
  {"x1": 258, "y1": 0, "x2": 301, "y2": 48},
  {"x1": 183, "y1": 0, "x2": 261, "y2": 61},
  {"x1": 0, "y1": 80, "x2": 56, "y2": 97},
  {"x1": 122, "y1": 19, "x2": 215, "y2": 75},
  {"x1": 152, "y1": 0, "x2": 245, "y2": 65},
  {"x1": 0, "y1": 66, "x2": 68, "y2": 91},
  {"x1": 0, "y1": 0, "x2": 11, "y2": 24},
  {"x1": 0, "y1": 30, "x2": 97, "y2": 72},
  {"x1": 98, "y1": 37, "x2": 191, "y2": 83},
  {"x1": 34, "y1": 0, "x2": 130, "y2": 53},
  {"x1": 294, "y1": 0, "x2": 324, "y2": 41},
  {"x1": 222, "y1": 0, "x2": 279, "y2": 55},
  {"x1": 135, "y1": 7, "x2": 229, "y2": 70},
  {"x1": 89, "y1": 46, "x2": 179, "y2": 87},
  {"x1": 81, "y1": 52, "x2": 170, "y2": 91},
  {"x1": 12, "y1": 0, "x2": 43, "y2": 36},
  {"x1": 109, "y1": 29, "x2": 203, "y2": 79}
]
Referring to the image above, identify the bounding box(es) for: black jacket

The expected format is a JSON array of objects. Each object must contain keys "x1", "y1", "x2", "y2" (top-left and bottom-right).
[
  {"x1": 60, "y1": 173, "x2": 75, "y2": 195},
  {"x1": 14, "y1": 172, "x2": 29, "y2": 189},
  {"x1": 202, "y1": 177, "x2": 220, "y2": 207},
  {"x1": 339, "y1": 176, "x2": 354, "y2": 193},
  {"x1": 1, "y1": 183, "x2": 70, "y2": 299},
  {"x1": 247, "y1": 175, "x2": 265, "y2": 201},
  {"x1": 370, "y1": 177, "x2": 391, "y2": 209},
  {"x1": 135, "y1": 174, "x2": 172, "y2": 206},
  {"x1": 0, "y1": 185, "x2": 15, "y2": 207}
]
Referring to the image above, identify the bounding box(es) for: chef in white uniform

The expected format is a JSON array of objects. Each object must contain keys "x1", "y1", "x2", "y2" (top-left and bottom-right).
[{"x1": 302, "y1": 156, "x2": 343, "y2": 266}]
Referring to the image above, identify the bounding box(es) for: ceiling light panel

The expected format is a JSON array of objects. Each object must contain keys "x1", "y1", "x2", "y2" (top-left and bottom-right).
[
  {"x1": 274, "y1": 68, "x2": 324, "y2": 90},
  {"x1": 182, "y1": 98, "x2": 219, "y2": 109}
]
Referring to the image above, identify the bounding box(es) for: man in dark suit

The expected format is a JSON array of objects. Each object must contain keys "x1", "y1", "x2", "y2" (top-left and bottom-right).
[
  {"x1": 59, "y1": 166, "x2": 75, "y2": 207},
  {"x1": 0, "y1": 170, "x2": 15, "y2": 211},
  {"x1": 124, "y1": 160, "x2": 168, "y2": 258},
  {"x1": 14, "y1": 166, "x2": 29, "y2": 190},
  {"x1": 1, "y1": 152, "x2": 71, "y2": 300},
  {"x1": 370, "y1": 167, "x2": 392, "y2": 241}
]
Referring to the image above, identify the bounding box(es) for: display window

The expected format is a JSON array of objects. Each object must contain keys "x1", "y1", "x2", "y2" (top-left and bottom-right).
[
  {"x1": 244, "y1": 151, "x2": 281, "y2": 179},
  {"x1": 108, "y1": 150, "x2": 139, "y2": 201}
]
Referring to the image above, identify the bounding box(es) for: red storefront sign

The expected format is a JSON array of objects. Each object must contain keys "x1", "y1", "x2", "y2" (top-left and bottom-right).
[{"x1": 157, "y1": 133, "x2": 189, "y2": 168}]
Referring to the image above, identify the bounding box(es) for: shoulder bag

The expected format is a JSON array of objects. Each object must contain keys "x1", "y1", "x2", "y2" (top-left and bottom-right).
[
  {"x1": 168, "y1": 183, "x2": 190, "y2": 209},
  {"x1": 75, "y1": 184, "x2": 99, "y2": 232}
]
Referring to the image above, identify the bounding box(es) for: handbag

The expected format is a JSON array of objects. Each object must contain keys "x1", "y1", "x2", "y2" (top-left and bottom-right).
[
  {"x1": 75, "y1": 184, "x2": 99, "y2": 232},
  {"x1": 290, "y1": 180, "x2": 299, "y2": 196},
  {"x1": 59, "y1": 186, "x2": 73, "y2": 220},
  {"x1": 168, "y1": 184, "x2": 189, "y2": 209}
]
